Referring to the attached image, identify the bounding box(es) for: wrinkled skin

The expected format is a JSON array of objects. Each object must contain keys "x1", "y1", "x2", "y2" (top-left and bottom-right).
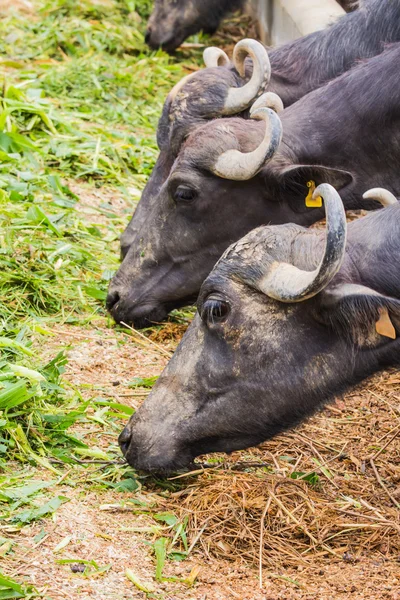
[
  {"x1": 145, "y1": 0, "x2": 244, "y2": 53},
  {"x1": 119, "y1": 205, "x2": 400, "y2": 473},
  {"x1": 107, "y1": 45, "x2": 400, "y2": 327}
]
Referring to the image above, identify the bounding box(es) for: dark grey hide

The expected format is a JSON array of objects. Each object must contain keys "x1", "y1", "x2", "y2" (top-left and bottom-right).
[
  {"x1": 119, "y1": 202, "x2": 400, "y2": 473},
  {"x1": 107, "y1": 44, "x2": 400, "y2": 328},
  {"x1": 146, "y1": 0, "x2": 244, "y2": 52}
]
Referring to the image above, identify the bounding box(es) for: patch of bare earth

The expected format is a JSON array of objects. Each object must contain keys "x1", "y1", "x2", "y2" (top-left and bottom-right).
[
  {"x1": 2, "y1": 490, "x2": 400, "y2": 599},
  {"x1": 0, "y1": 0, "x2": 33, "y2": 15},
  {"x1": 6, "y1": 504, "x2": 400, "y2": 600},
  {"x1": 68, "y1": 180, "x2": 138, "y2": 227},
  {"x1": 9, "y1": 320, "x2": 395, "y2": 599}
]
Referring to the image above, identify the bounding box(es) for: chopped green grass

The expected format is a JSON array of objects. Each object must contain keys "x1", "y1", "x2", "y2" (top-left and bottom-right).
[
  {"x1": 0, "y1": 570, "x2": 39, "y2": 598},
  {"x1": 0, "y1": 0, "x2": 201, "y2": 466},
  {"x1": 0, "y1": 3, "x2": 204, "y2": 590}
]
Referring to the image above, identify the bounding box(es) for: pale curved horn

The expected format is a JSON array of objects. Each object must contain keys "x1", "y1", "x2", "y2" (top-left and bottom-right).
[
  {"x1": 250, "y1": 92, "x2": 284, "y2": 114},
  {"x1": 168, "y1": 72, "x2": 198, "y2": 102},
  {"x1": 211, "y1": 106, "x2": 282, "y2": 181},
  {"x1": 258, "y1": 184, "x2": 347, "y2": 302},
  {"x1": 169, "y1": 46, "x2": 229, "y2": 102},
  {"x1": 203, "y1": 46, "x2": 230, "y2": 68},
  {"x1": 363, "y1": 187, "x2": 398, "y2": 207},
  {"x1": 222, "y1": 39, "x2": 271, "y2": 115}
]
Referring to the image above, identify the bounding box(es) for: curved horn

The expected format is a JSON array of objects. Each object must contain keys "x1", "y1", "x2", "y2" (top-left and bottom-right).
[
  {"x1": 363, "y1": 187, "x2": 398, "y2": 207},
  {"x1": 203, "y1": 46, "x2": 230, "y2": 68},
  {"x1": 258, "y1": 184, "x2": 347, "y2": 302},
  {"x1": 169, "y1": 46, "x2": 229, "y2": 102},
  {"x1": 168, "y1": 72, "x2": 197, "y2": 102},
  {"x1": 250, "y1": 92, "x2": 284, "y2": 114},
  {"x1": 211, "y1": 106, "x2": 282, "y2": 181},
  {"x1": 223, "y1": 39, "x2": 271, "y2": 115}
]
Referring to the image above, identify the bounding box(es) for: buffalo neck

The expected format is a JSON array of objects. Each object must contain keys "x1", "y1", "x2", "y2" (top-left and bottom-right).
[
  {"x1": 283, "y1": 45, "x2": 399, "y2": 165},
  {"x1": 340, "y1": 205, "x2": 400, "y2": 298},
  {"x1": 268, "y1": 0, "x2": 400, "y2": 105}
]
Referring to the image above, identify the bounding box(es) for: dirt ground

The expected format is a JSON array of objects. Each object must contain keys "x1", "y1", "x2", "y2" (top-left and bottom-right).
[
  {"x1": 2, "y1": 315, "x2": 397, "y2": 600},
  {"x1": 0, "y1": 0, "x2": 33, "y2": 13},
  {"x1": 4, "y1": 482, "x2": 400, "y2": 600}
]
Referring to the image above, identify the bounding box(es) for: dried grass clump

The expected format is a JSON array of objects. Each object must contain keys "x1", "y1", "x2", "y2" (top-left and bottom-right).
[
  {"x1": 162, "y1": 372, "x2": 400, "y2": 570},
  {"x1": 166, "y1": 470, "x2": 399, "y2": 570},
  {"x1": 149, "y1": 323, "x2": 189, "y2": 345}
]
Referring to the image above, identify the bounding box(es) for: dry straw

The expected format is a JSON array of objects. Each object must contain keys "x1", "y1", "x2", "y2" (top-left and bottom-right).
[{"x1": 160, "y1": 372, "x2": 400, "y2": 578}]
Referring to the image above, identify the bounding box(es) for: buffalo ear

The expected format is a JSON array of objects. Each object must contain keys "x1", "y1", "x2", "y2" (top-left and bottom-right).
[
  {"x1": 157, "y1": 100, "x2": 172, "y2": 150},
  {"x1": 280, "y1": 165, "x2": 353, "y2": 191},
  {"x1": 273, "y1": 165, "x2": 354, "y2": 213},
  {"x1": 318, "y1": 283, "x2": 400, "y2": 348}
]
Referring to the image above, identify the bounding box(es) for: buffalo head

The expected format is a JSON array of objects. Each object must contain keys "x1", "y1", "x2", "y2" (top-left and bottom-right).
[
  {"x1": 107, "y1": 98, "x2": 351, "y2": 327},
  {"x1": 113, "y1": 39, "x2": 271, "y2": 257},
  {"x1": 145, "y1": 0, "x2": 244, "y2": 53},
  {"x1": 118, "y1": 186, "x2": 400, "y2": 474}
]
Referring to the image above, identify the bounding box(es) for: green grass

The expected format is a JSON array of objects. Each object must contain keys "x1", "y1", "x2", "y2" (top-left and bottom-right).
[
  {"x1": 0, "y1": 2, "x2": 207, "y2": 591},
  {"x1": 0, "y1": 0, "x2": 203, "y2": 467}
]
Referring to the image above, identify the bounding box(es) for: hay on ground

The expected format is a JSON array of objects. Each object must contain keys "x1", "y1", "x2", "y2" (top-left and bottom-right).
[{"x1": 161, "y1": 371, "x2": 400, "y2": 571}]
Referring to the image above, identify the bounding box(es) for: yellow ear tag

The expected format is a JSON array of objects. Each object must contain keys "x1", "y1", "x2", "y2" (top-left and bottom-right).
[
  {"x1": 305, "y1": 180, "x2": 323, "y2": 208},
  {"x1": 376, "y1": 308, "x2": 396, "y2": 339}
]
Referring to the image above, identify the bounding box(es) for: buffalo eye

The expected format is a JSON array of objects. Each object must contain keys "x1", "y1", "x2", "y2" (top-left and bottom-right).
[
  {"x1": 173, "y1": 185, "x2": 197, "y2": 204},
  {"x1": 201, "y1": 296, "x2": 231, "y2": 325}
]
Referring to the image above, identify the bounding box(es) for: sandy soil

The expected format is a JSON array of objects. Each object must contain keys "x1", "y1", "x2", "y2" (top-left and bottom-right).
[
  {"x1": 4, "y1": 487, "x2": 400, "y2": 600},
  {"x1": 0, "y1": 0, "x2": 33, "y2": 14}
]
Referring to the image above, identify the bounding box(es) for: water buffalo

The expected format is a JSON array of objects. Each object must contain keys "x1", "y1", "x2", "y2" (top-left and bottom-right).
[
  {"x1": 145, "y1": 0, "x2": 244, "y2": 53},
  {"x1": 119, "y1": 185, "x2": 400, "y2": 473},
  {"x1": 109, "y1": 1, "x2": 400, "y2": 326},
  {"x1": 107, "y1": 44, "x2": 400, "y2": 328},
  {"x1": 113, "y1": 1, "x2": 400, "y2": 283},
  {"x1": 145, "y1": 0, "x2": 359, "y2": 52},
  {"x1": 143, "y1": 0, "x2": 400, "y2": 154}
]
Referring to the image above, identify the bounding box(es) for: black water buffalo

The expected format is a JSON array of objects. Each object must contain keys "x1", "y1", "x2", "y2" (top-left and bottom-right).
[
  {"x1": 107, "y1": 44, "x2": 400, "y2": 328},
  {"x1": 109, "y1": 1, "x2": 400, "y2": 327},
  {"x1": 146, "y1": 0, "x2": 244, "y2": 52},
  {"x1": 143, "y1": 0, "x2": 400, "y2": 155},
  {"x1": 119, "y1": 185, "x2": 400, "y2": 473},
  {"x1": 145, "y1": 0, "x2": 360, "y2": 52}
]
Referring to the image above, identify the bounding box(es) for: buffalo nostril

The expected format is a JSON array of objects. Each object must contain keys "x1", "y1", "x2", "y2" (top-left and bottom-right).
[
  {"x1": 144, "y1": 29, "x2": 151, "y2": 44},
  {"x1": 118, "y1": 427, "x2": 132, "y2": 456},
  {"x1": 106, "y1": 290, "x2": 120, "y2": 311}
]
